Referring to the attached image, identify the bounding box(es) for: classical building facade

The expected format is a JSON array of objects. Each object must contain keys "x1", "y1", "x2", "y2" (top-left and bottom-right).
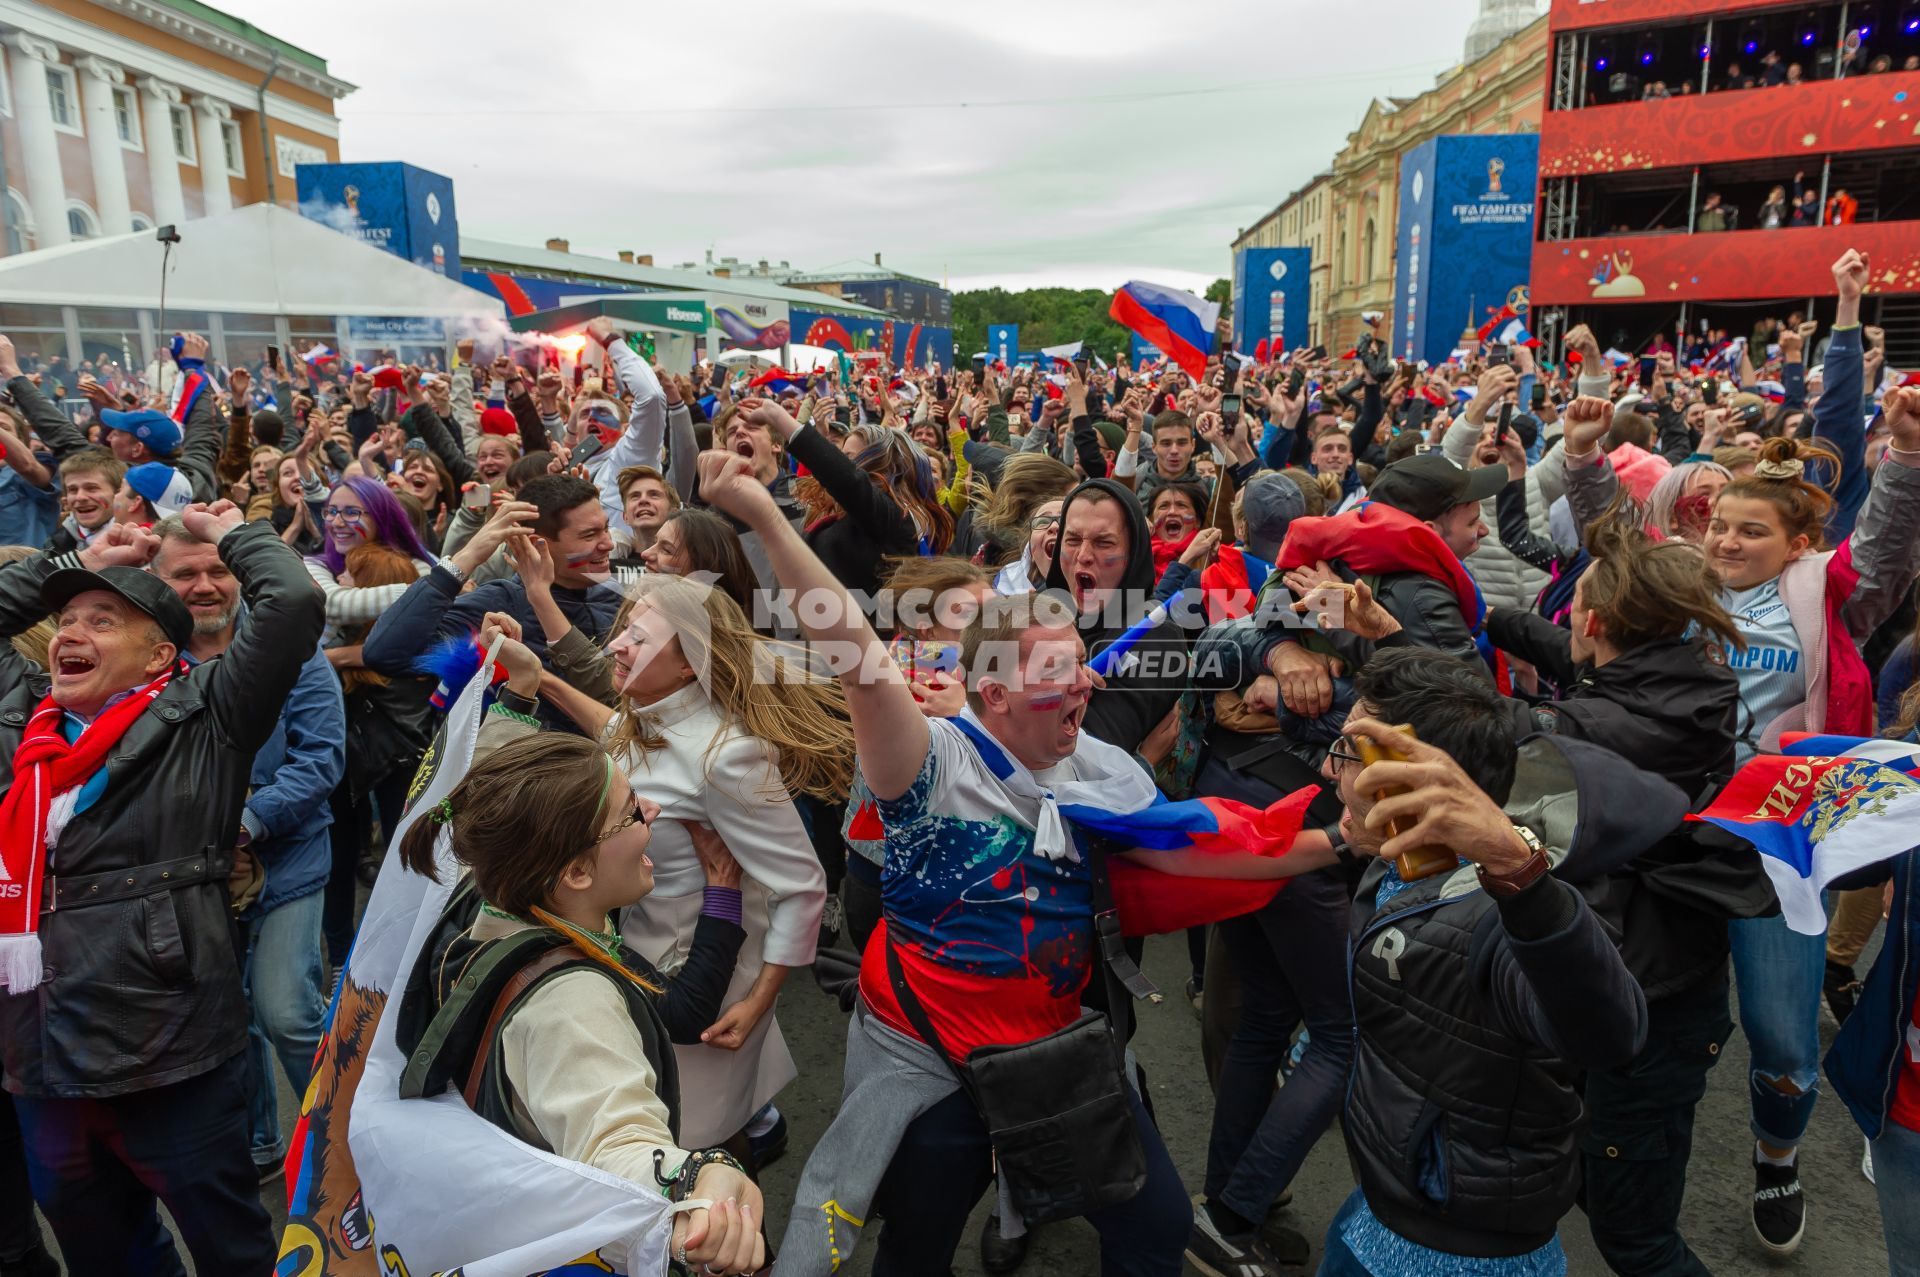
[
  {"x1": 1320, "y1": 13, "x2": 1548, "y2": 354},
  {"x1": 1232, "y1": 6, "x2": 1549, "y2": 356},
  {"x1": 0, "y1": 0, "x2": 352, "y2": 254},
  {"x1": 1231, "y1": 173, "x2": 1333, "y2": 349}
]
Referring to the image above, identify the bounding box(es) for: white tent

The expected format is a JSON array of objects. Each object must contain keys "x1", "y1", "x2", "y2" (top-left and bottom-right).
[{"x1": 0, "y1": 202, "x2": 502, "y2": 318}]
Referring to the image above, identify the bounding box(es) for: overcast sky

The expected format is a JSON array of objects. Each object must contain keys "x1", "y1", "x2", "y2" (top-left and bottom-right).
[{"x1": 242, "y1": 0, "x2": 1528, "y2": 293}]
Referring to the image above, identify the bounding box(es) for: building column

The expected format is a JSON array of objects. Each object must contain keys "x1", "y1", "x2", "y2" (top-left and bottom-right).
[
  {"x1": 137, "y1": 76, "x2": 186, "y2": 227},
  {"x1": 76, "y1": 56, "x2": 134, "y2": 236},
  {"x1": 5, "y1": 34, "x2": 71, "y2": 249},
  {"x1": 192, "y1": 98, "x2": 234, "y2": 217}
]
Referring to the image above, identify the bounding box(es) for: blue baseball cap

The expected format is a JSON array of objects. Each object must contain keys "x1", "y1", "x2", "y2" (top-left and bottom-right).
[
  {"x1": 100, "y1": 408, "x2": 182, "y2": 456},
  {"x1": 124, "y1": 462, "x2": 194, "y2": 518}
]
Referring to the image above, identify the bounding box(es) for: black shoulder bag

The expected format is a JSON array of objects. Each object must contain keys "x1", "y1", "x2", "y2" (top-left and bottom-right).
[{"x1": 883, "y1": 835, "x2": 1152, "y2": 1224}]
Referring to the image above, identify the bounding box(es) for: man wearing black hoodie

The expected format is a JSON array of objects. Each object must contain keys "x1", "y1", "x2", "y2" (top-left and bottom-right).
[{"x1": 1043, "y1": 477, "x2": 1194, "y2": 753}]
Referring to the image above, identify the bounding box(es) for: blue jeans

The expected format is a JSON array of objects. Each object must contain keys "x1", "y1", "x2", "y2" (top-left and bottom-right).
[
  {"x1": 1875, "y1": 1120, "x2": 1920, "y2": 1277},
  {"x1": 1728, "y1": 913, "x2": 1824, "y2": 1147},
  {"x1": 1204, "y1": 869, "x2": 1355, "y2": 1224},
  {"x1": 243, "y1": 889, "x2": 328, "y2": 1163},
  {"x1": 871, "y1": 1085, "x2": 1192, "y2": 1276}
]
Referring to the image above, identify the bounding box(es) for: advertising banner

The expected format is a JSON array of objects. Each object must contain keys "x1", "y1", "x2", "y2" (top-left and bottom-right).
[
  {"x1": 1530, "y1": 222, "x2": 1920, "y2": 306},
  {"x1": 987, "y1": 324, "x2": 1019, "y2": 365},
  {"x1": 1392, "y1": 134, "x2": 1538, "y2": 366},
  {"x1": 836, "y1": 278, "x2": 953, "y2": 326},
  {"x1": 295, "y1": 162, "x2": 460, "y2": 278},
  {"x1": 1541, "y1": 72, "x2": 1920, "y2": 178},
  {"x1": 793, "y1": 310, "x2": 954, "y2": 370},
  {"x1": 1232, "y1": 247, "x2": 1311, "y2": 358}
]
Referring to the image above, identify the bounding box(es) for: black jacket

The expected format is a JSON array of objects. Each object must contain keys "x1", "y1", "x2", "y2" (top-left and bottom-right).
[
  {"x1": 1345, "y1": 735, "x2": 1671, "y2": 1258},
  {"x1": 0, "y1": 523, "x2": 325, "y2": 1097},
  {"x1": 783, "y1": 423, "x2": 925, "y2": 598},
  {"x1": 1485, "y1": 614, "x2": 1738, "y2": 803}
]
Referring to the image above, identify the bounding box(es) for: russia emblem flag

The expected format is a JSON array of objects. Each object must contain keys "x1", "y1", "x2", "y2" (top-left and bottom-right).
[
  {"x1": 1690, "y1": 743, "x2": 1920, "y2": 934},
  {"x1": 1110, "y1": 281, "x2": 1218, "y2": 379}
]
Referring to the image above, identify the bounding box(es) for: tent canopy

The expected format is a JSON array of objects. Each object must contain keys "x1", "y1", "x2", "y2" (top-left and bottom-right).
[{"x1": 0, "y1": 203, "x2": 503, "y2": 319}]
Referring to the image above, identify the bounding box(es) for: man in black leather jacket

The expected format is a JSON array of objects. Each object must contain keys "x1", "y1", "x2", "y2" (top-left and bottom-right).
[{"x1": 0, "y1": 503, "x2": 324, "y2": 1274}]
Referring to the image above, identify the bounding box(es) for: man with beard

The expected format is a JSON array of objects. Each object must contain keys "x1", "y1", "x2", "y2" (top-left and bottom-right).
[{"x1": 150, "y1": 517, "x2": 343, "y2": 1183}]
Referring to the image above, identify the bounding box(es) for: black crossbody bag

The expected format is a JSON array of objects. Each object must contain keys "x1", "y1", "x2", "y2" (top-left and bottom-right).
[{"x1": 883, "y1": 836, "x2": 1154, "y2": 1224}]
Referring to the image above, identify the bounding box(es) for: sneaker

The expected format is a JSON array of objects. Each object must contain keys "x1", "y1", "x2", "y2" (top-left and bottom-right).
[
  {"x1": 979, "y1": 1209, "x2": 1029, "y2": 1273},
  {"x1": 817, "y1": 895, "x2": 845, "y2": 949},
  {"x1": 1186, "y1": 975, "x2": 1205, "y2": 1020},
  {"x1": 1752, "y1": 1154, "x2": 1806, "y2": 1256},
  {"x1": 256, "y1": 1158, "x2": 285, "y2": 1187},
  {"x1": 1824, "y1": 960, "x2": 1861, "y2": 1025},
  {"x1": 747, "y1": 1112, "x2": 788, "y2": 1171},
  {"x1": 0, "y1": 1242, "x2": 60, "y2": 1277},
  {"x1": 1187, "y1": 1202, "x2": 1298, "y2": 1277}
]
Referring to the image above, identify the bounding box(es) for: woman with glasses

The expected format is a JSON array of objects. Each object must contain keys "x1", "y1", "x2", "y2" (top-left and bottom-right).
[
  {"x1": 305, "y1": 474, "x2": 441, "y2": 963},
  {"x1": 970, "y1": 453, "x2": 1078, "y2": 594},
  {"x1": 493, "y1": 575, "x2": 851, "y2": 1164},
  {"x1": 393, "y1": 620, "x2": 766, "y2": 1275}
]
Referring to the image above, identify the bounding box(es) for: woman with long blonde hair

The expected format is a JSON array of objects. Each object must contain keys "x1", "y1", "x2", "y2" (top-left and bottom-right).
[{"x1": 506, "y1": 549, "x2": 853, "y2": 1157}]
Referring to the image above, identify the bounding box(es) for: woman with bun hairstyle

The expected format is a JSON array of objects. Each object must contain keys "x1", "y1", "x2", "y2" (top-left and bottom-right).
[
  {"x1": 1557, "y1": 253, "x2": 1920, "y2": 1254},
  {"x1": 394, "y1": 617, "x2": 765, "y2": 1274}
]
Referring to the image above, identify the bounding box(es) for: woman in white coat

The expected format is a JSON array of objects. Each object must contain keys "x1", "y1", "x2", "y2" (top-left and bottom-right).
[{"x1": 517, "y1": 542, "x2": 852, "y2": 1151}]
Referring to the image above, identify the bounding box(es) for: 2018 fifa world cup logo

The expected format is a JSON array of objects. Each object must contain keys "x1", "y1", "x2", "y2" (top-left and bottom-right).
[{"x1": 1486, "y1": 157, "x2": 1505, "y2": 197}]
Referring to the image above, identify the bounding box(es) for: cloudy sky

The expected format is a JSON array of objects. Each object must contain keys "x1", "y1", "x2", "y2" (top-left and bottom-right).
[{"x1": 244, "y1": 0, "x2": 1528, "y2": 292}]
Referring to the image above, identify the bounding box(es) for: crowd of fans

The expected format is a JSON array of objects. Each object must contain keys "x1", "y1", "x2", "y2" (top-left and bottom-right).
[{"x1": 0, "y1": 245, "x2": 1916, "y2": 1277}]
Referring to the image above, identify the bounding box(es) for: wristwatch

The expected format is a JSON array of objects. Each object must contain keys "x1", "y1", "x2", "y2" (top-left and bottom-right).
[
  {"x1": 1319, "y1": 821, "x2": 1357, "y2": 872},
  {"x1": 1477, "y1": 824, "x2": 1549, "y2": 898}
]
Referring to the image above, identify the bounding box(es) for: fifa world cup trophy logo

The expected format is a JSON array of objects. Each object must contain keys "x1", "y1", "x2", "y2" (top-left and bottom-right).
[{"x1": 1486, "y1": 157, "x2": 1505, "y2": 197}]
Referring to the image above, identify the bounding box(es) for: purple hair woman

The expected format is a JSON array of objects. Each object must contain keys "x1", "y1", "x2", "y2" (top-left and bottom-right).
[{"x1": 304, "y1": 473, "x2": 441, "y2": 964}]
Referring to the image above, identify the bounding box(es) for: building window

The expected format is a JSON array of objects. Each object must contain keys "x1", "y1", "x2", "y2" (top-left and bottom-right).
[
  {"x1": 171, "y1": 104, "x2": 196, "y2": 164},
  {"x1": 4, "y1": 191, "x2": 33, "y2": 255},
  {"x1": 46, "y1": 65, "x2": 80, "y2": 134},
  {"x1": 221, "y1": 120, "x2": 244, "y2": 176},
  {"x1": 0, "y1": 48, "x2": 12, "y2": 117},
  {"x1": 65, "y1": 203, "x2": 99, "y2": 241},
  {"x1": 112, "y1": 85, "x2": 141, "y2": 149}
]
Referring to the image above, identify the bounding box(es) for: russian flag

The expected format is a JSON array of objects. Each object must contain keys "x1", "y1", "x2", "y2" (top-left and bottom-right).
[
  {"x1": 1690, "y1": 748, "x2": 1920, "y2": 934},
  {"x1": 169, "y1": 367, "x2": 209, "y2": 424},
  {"x1": 1110, "y1": 280, "x2": 1218, "y2": 379},
  {"x1": 749, "y1": 367, "x2": 814, "y2": 396},
  {"x1": 1754, "y1": 379, "x2": 1787, "y2": 404},
  {"x1": 303, "y1": 343, "x2": 338, "y2": 369},
  {"x1": 1040, "y1": 341, "x2": 1083, "y2": 367},
  {"x1": 1477, "y1": 307, "x2": 1535, "y2": 348},
  {"x1": 1781, "y1": 731, "x2": 1920, "y2": 773}
]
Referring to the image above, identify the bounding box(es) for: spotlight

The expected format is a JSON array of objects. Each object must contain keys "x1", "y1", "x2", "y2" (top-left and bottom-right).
[
  {"x1": 1796, "y1": 19, "x2": 1819, "y2": 47},
  {"x1": 1637, "y1": 34, "x2": 1658, "y2": 66},
  {"x1": 1594, "y1": 38, "x2": 1613, "y2": 71},
  {"x1": 1905, "y1": 4, "x2": 1920, "y2": 34},
  {"x1": 1741, "y1": 19, "x2": 1764, "y2": 55}
]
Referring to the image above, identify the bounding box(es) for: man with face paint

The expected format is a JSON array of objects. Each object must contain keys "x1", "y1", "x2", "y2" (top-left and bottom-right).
[
  {"x1": 361, "y1": 474, "x2": 625, "y2": 733},
  {"x1": 692, "y1": 449, "x2": 1300, "y2": 1277}
]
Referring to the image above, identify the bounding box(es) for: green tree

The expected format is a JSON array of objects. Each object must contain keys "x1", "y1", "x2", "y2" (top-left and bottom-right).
[
  {"x1": 952, "y1": 287, "x2": 1133, "y2": 365},
  {"x1": 1205, "y1": 278, "x2": 1232, "y2": 306}
]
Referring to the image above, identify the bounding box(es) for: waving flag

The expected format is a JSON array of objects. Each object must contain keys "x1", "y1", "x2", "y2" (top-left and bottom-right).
[
  {"x1": 1691, "y1": 748, "x2": 1920, "y2": 934},
  {"x1": 749, "y1": 366, "x2": 818, "y2": 396},
  {"x1": 168, "y1": 367, "x2": 209, "y2": 425},
  {"x1": 1781, "y1": 731, "x2": 1920, "y2": 772},
  {"x1": 276, "y1": 640, "x2": 675, "y2": 1276},
  {"x1": 1110, "y1": 281, "x2": 1218, "y2": 379},
  {"x1": 1477, "y1": 309, "x2": 1535, "y2": 348},
  {"x1": 303, "y1": 344, "x2": 338, "y2": 369},
  {"x1": 1040, "y1": 341, "x2": 1084, "y2": 367}
]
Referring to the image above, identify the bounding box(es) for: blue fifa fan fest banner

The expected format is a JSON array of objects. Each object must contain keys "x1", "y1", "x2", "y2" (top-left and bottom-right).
[
  {"x1": 793, "y1": 309, "x2": 953, "y2": 370},
  {"x1": 1392, "y1": 134, "x2": 1537, "y2": 367},
  {"x1": 295, "y1": 162, "x2": 461, "y2": 278},
  {"x1": 1130, "y1": 332, "x2": 1167, "y2": 367},
  {"x1": 1232, "y1": 247, "x2": 1310, "y2": 359},
  {"x1": 987, "y1": 324, "x2": 1019, "y2": 366},
  {"x1": 460, "y1": 271, "x2": 626, "y2": 318}
]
